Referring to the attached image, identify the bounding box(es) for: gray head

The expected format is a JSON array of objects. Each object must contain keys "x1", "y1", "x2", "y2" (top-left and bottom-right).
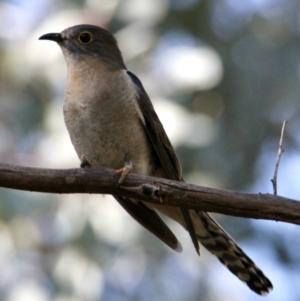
[{"x1": 39, "y1": 24, "x2": 126, "y2": 70}]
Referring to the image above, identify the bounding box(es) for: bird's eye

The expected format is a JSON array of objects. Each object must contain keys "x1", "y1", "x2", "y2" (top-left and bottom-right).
[{"x1": 78, "y1": 32, "x2": 93, "y2": 44}]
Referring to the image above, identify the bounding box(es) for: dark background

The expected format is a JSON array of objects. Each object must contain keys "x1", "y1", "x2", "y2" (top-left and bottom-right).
[{"x1": 0, "y1": 0, "x2": 299, "y2": 300}]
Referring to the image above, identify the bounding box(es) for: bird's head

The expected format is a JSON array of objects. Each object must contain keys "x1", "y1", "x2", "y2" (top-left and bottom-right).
[{"x1": 39, "y1": 24, "x2": 126, "y2": 70}]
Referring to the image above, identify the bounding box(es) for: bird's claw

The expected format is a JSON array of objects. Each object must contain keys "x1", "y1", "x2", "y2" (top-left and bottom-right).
[
  {"x1": 80, "y1": 155, "x2": 92, "y2": 168},
  {"x1": 116, "y1": 164, "x2": 132, "y2": 186}
]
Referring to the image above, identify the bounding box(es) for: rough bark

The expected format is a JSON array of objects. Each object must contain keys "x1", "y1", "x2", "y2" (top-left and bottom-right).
[{"x1": 0, "y1": 163, "x2": 299, "y2": 224}]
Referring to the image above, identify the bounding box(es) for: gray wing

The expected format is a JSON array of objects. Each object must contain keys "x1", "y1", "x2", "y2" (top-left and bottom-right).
[{"x1": 127, "y1": 71, "x2": 200, "y2": 254}]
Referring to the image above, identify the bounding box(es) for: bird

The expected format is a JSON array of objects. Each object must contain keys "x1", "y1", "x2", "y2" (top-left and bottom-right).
[{"x1": 39, "y1": 24, "x2": 273, "y2": 295}]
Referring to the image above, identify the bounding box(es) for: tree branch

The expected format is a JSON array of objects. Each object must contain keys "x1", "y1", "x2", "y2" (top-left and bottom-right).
[{"x1": 0, "y1": 163, "x2": 299, "y2": 225}]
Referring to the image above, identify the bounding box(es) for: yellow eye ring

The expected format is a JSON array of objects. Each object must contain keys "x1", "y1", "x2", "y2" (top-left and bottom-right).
[{"x1": 78, "y1": 31, "x2": 93, "y2": 44}]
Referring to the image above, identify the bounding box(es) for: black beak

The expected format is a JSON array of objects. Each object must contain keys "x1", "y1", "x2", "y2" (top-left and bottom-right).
[{"x1": 39, "y1": 33, "x2": 64, "y2": 42}]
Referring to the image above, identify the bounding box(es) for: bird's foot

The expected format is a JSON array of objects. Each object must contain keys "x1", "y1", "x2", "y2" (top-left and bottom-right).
[
  {"x1": 116, "y1": 164, "x2": 132, "y2": 185},
  {"x1": 80, "y1": 155, "x2": 92, "y2": 168}
]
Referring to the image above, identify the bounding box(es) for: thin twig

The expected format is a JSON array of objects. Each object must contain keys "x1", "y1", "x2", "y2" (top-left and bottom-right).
[{"x1": 271, "y1": 120, "x2": 288, "y2": 195}]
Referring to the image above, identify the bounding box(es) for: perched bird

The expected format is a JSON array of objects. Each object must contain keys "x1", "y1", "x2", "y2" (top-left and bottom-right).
[{"x1": 39, "y1": 25, "x2": 272, "y2": 295}]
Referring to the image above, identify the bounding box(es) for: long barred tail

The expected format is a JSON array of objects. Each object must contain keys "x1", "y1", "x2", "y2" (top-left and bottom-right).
[
  {"x1": 193, "y1": 211, "x2": 273, "y2": 295},
  {"x1": 153, "y1": 205, "x2": 273, "y2": 295}
]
